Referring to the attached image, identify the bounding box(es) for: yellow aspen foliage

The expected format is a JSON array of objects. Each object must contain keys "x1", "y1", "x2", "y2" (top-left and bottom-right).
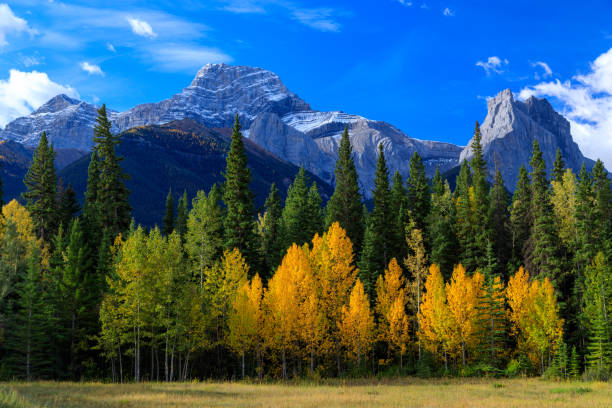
[
  {"x1": 445, "y1": 264, "x2": 483, "y2": 366},
  {"x1": 419, "y1": 264, "x2": 453, "y2": 362},
  {"x1": 264, "y1": 243, "x2": 312, "y2": 378},
  {"x1": 387, "y1": 296, "x2": 410, "y2": 366},
  {"x1": 228, "y1": 273, "x2": 264, "y2": 378},
  {"x1": 2, "y1": 200, "x2": 37, "y2": 244},
  {"x1": 506, "y1": 268, "x2": 563, "y2": 371},
  {"x1": 309, "y1": 222, "x2": 358, "y2": 356},
  {"x1": 550, "y1": 169, "x2": 577, "y2": 248},
  {"x1": 506, "y1": 266, "x2": 530, "y2": 339},
  {"x1": 339, "y1": 279, "x2": 375, "y2": 368},
  {"x1": 375, "y1": 258, "x2": 408, "y2": 354},
  {"x1": 404, "y1": 226, "x2": 428, "y2": 358}
]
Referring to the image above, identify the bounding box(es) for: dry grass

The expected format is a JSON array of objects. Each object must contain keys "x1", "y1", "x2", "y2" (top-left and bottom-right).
[{"x1": 1, "y1": 378, "x2": 610, "y2": 408}]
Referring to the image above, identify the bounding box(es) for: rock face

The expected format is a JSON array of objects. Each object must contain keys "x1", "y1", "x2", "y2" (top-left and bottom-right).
[
  {"x1": 0, "y1": 64, "x2": 464, "y2": 197},
  {"x1": 460, "y1": 89, "x2": 594, "y2": 189},
  {"x1": 114, "y1": 64, "x2": 311, "y2": 130},
  {"x1": 0, "y1": 95, "x2": 117, "y2": 151}
]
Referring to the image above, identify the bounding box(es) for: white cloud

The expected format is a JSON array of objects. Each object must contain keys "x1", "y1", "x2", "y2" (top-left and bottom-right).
[
  {"x1": 532, "y1": 61, "x2": 552, "y2": 79},
  {"x1": 519, "y1": 47, "x2": 612, "y2": 168},
  {"x1": 223, "y1": 0, "x2": 265, "y2": 13},
  {"x1": 19, "y1": 54, "x2": 42, "y2": 67},
  {"x1": 291, "y1": 8, "x2": 340, "y2": 32},
  {"x1": 398, "y1": 0, "x2": 413, "y2": 6},
  {"x1": 0, "y1": 4, "x2": 36, "y2": 47},
  {"x1": 443, "y1": 7, "x2": 454, "y2": 16},
  {"x1": 0, "y1": 69, "x2": 78, "y2": 126},
  {"x1": 106, "y1": 42, "x2": 116, "y2": 52},
  {"x1": 149, "y1": 45, "x2": 232, "y2": 72},
  {"x1": 80, "y1": 62, "x2": 104, "y2": 76},
  {"x1": 476, "y1": 56, "x2": 509, "y2": 75},
  {"x1": 127, "y1": 17, "x2": 157, "y2": 38}
]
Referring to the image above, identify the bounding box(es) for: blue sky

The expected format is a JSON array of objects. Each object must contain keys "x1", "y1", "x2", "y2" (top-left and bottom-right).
[{"x1": 2, "y1": 0, "x2": 612, "y2": 165}]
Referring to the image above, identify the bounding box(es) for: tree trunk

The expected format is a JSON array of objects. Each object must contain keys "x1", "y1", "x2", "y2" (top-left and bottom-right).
[{"x1": 241, "y1": 351, "x2": 245, "y2": 380}]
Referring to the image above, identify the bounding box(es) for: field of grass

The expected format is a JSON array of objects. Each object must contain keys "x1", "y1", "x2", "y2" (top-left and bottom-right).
[{"x1": 1, "y1": 378, "x2": 611, "y2": 408}]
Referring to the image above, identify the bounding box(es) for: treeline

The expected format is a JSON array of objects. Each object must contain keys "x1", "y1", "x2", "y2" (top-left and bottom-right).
[{"x1": 0, "y1": 109, "x2": 610, "y2": 382}]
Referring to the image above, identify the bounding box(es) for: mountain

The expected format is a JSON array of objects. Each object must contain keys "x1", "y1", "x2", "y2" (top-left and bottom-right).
[
  {"x1": 58, "y1": 119, "x2": 333, "y2": 226},
  {"x1": 459, "y1": 89, "x2": 595, "y2": 189},
  {"x1": 0, "y1": 64, "x2": 463, "y2": 197},
  {"x1": 0, "y1": 94, "x2": 118, "y2": 151}
]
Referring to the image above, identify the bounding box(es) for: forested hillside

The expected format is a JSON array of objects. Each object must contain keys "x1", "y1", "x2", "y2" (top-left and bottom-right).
[{"x1": 0, "y1": 106, "x2": 610, "y2": 383}]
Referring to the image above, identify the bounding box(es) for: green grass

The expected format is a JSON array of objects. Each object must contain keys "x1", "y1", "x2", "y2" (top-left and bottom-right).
[{"x1": 1, "y1": 378, "x2": 610, "y2": 408}]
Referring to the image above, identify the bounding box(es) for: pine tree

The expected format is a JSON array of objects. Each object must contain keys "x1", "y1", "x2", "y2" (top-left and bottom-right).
[
  {"x1": 223, "y1": 115, "x2": 258, "y2": 268},
  {"x1": 162, "y1": 189, "x2": 175, "y2": 236},
  {"x1": 476, "y1": 241, "x2": 506, "y2": 367},
  {"x1": 583, "y1": 252, "x2": 611, "y2": 372},
  {"x1": 58, "y1": 218, "x2": 94, "y2": 379},
  {"x1": 22, "y1": 131, "x2": 58, "y2": 243},
  {"x1": 509, "y1": 165, "x2": 531, "y2": 271},
  {"x1": 325, "y1": 126, "x2": 365, "y2": 254},
  {"x1": 282, "y1": 167, "x2": 313, "y2": 248},
  {"x1": 390, "y1": 171, "x2": 409, "y2": 261},
  {"x1": 552, "y1": 148, "x2": 565, "y2": 183},
  {"x1": 569, "y1": 346, "x2": 581, "y2": 379},
  {"x1": 359, "y1": 145, "x2": 394, "y2": 297},
  {"x1": 57, "y1": 182, "x2": 79, "y2": 232},
  {"x1": 591, "y1": 159, "x2": 612, "y2": 255},
  {"x1": 306, "y1": 182, "x2": 324, "y2": 238},
  {"x1": 488, "y1": 169, "x2": 511, "y2": 277},
  {"x1": 455, "y1": 160, "x2": 477, "y2": 271},
  {"x1": 93, "y1": 104, "x2": 131, "y2": 240},
  {"x1": 406, "y1": 151, "x2": 430, "y2": 234},
  {"x1": 429, "y1": 170, "x2": 457, "y2": 279},
  {"x1": 261, "y1": 183, "x2": 283, "y2": 276},
  {"x1": 525, "y1": 140, "x2": 561, "y2": 282},
  {"x1": 469, "y1": 121, "x2": 489, "y2": 269},
  {"x1": 4, "y1": 247, "x2": 53, "y2": 380},
  {"x1": 175, "y1": 190, "x2": 188, "y2": 239}
]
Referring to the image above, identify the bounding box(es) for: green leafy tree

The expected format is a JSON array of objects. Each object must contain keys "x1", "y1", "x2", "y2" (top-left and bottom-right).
[
  {"x1": 22, "y1": 131, "x2": 58, "y2": 243},
  {"x1": 223, "y1": 115, "x2": 258, "y2": 267},
  {"x1": 186, "y1": 185, "x2": 224, "y2": 289},
  {"x1": 325, "y1": 126, "x2": 365, "y2": 254}
]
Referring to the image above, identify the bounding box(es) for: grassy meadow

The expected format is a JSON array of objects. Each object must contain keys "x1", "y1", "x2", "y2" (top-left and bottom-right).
[{"x1": 0, "y1": 379, "x2": 611, "y2": 408}]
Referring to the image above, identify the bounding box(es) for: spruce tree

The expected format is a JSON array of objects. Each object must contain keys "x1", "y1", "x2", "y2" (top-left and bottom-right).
[
  {"x1": 552, "y1": 148, "x2": 565, "y2": 183},
  {"x1": 390, "y1": 170, "x2": 409, "y2": 261},
  {"x1": 455, "y1": 160, "x2": 477, "y2": 271},
  {"x1": 406, "y1": 151, "x2": 430, "y2": 234},
  {"x1": 163, "y1": 189, "x2": 175, "y2": 236},
  {"x1": 359, "y1": 216, "x2": 377, "y2": 298},
  {"x1": 591, "y1": 159, "x2": 612, "y2": 255},
  {"x1": 82, "y1": 149, "x2": 102, "y2": 251},
  {"x1": 92, "y1": 104, "x2": 131, "y2": 240},
  {"x1": 306, "y1": 182, "x2": 324, "y2": 237},
  {"x1": 281, "y1": 167, "x2": 311, "y2": 248},
  {"x1": 525, "y1": 140, "x2": 561, "y2": 282},
  {"x1": 359, "y1": 145, "x2": 395, "y2": 294},
  {"x1": 223, "y1": 115, "x2": 258, "y2": 267},
  {"x1": 569, "y1": 346, "x2": 581, "y2": 379},
  {"x1": 469, "y1": 121, "x2": 489, "y2": 269},
  {"x1": 175, "y1": 190, "x2": 188, "y2": 239},
  {"x1": 22, "y1": 131, "x2": 58, "y2": 243},
  {"x1": 325, "y1": 126, "x2": 365, "y2": 253},
  {"x1": 261, "y1": 183, "x2": 283, "y2": 276},
  {"x1": 57, "y1": 180, "x2": 79, "y2": 232},
  {"x1": 488, "y1": 169, "x2": 511, "y2": 278},
  {"x1": 428, "y1": 174, "x2": 457, "y2": 279},
  {"x1": 509, "y1": 165, "x2": 531, "y2": 271}
]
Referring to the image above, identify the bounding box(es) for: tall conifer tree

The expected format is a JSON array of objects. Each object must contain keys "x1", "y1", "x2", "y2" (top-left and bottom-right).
[
  {"x1": 406, "y1": 151, "x2": 430, "y2": 234},
  {"x1": 509, "y1": 165, "x2": 531, "y2": 271},
  {"x1": 163, "y1": 189, "x2": 175, "y2": 235},
  {"x1": 325, "y1": 126, "x2": 365, "y2": 253},
  {"x1": 175, "y1": 190, "x2": 188, "y2": 239},
  {"x1": 223, "y1": 115, "x2": 258, "y2": 268},
  {"x1": 488, "y1": 169, "x2": 511, "y2": 277},
  {"x1": 469, "y1": 122, "x2": 489, "y2": 269},
  {"x1": 261, "y1": 183, "x2": 283, "y2": 276},
  {"x1": 22, "y1": 131, "x2": 58, "y2": 243},
  {"x1": 552, "y1": 148, "x2": 565, "y2": 183}
]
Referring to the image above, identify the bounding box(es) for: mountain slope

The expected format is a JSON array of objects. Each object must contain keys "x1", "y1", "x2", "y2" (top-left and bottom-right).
[
  {"x1": 460, "y1": 89, "x2": 595, "y2": 189},
  {"x1": 58, "y1": 119, "x2": 333, "y2": 226}
]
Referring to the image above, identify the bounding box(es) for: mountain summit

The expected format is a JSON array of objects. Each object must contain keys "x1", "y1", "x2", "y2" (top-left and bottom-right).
[{"x1": 460, "y1": 89, "x2": 594, "y2": 188}]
